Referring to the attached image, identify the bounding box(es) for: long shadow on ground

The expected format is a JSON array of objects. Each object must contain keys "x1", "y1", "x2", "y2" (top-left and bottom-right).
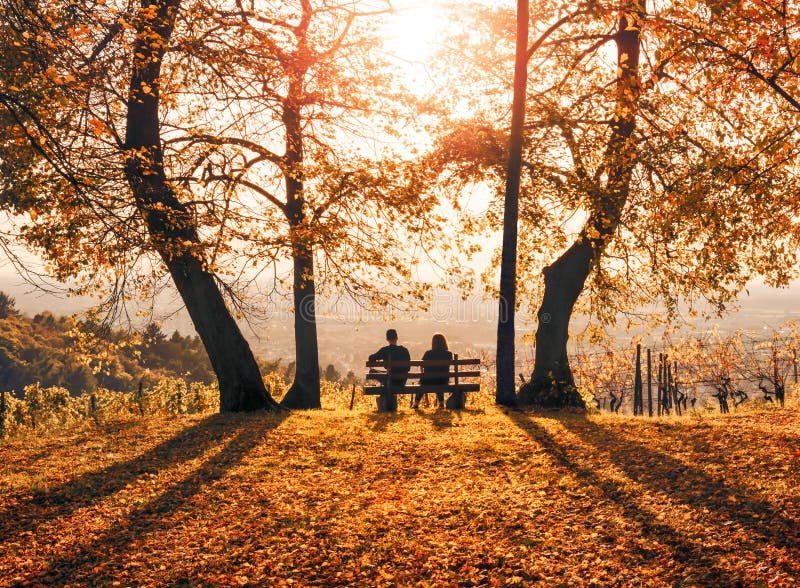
[
  {"x1": 19, "y1": 412, "x2": 287, "y2": 585},
  {"x1": 563, "y1": 419, "x2": 799, "y2": 547},
  {"x1": 366, "y1": 410, "x2": 405, "y2": 432},
  {"x1": 0, "y1": 413, "x2": 281, "y2": 547},
  {"x1": 417, "y1": 407, "x2": 457, "y2": 430},
  {"x1": 506, "y1": 411, "x2": 764, "y2": 585}
]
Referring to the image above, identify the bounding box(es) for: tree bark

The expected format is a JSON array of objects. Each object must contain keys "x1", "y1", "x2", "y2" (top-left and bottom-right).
[
  {"x1": 519, "y1": 239, "x2": 593, "y2": 407},
  {"x1": 496, "y1": 0, "x2": 529, "y2": 406},
  {"x1": 278, "y1": 85, "x2": 321, "y2": 409},
  {"x1": 519, "y1": 2, "x2": 642, "y2": 408},
  {"x1": 280, "y1": 230, "x2": 322, "y2": 409},
  {"x1": 124, "y1": 0, "x2": 278, "y2": 412}
]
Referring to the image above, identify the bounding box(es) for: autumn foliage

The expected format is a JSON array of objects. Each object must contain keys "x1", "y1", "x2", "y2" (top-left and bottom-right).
[
  {"x1": 2, "y1": 403, "x2": 799, "y2": 585},
  {"x1": 2, "y1": 0, "x2": 800, "y2": 580}
]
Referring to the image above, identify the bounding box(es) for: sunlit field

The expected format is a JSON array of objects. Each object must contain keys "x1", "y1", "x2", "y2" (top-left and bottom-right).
[
  {"x1": 3, "y1": 0, "x2": 800, "y2": 585},
  {"x1": 2, "y1": 395, "x2": 799, "y2": 586}
]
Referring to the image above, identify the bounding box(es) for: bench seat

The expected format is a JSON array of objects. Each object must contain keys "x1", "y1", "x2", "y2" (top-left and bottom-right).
[{"x1": 363, "y1": 383, "x2": 481, "y2": 395}]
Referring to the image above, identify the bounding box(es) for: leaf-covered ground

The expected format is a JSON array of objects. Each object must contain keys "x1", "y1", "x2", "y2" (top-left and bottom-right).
[{"x1": 2, "y1": 404, "x2": 799, "y2": 586}]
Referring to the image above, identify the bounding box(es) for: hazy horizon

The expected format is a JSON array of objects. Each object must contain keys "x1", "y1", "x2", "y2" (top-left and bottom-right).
[{"x1": 3, "y1": 260, "x2": 799, "y2": 376}]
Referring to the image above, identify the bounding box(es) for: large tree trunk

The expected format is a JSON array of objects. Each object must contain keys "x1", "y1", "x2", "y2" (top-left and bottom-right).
[
  {"x1": 518, "y1": 239, "x2": 592, "y2": 407},
  {"x1": 519, "y1": 2, "x2": 642, "y2": 408},
  {"x1": 278, "y1": 87, "x2": 321, "y2": 409},
  {"x1": 280, "y1": 233, "x2": 321, "y2": 409},
  {"x1": 496, "y1": 0, "x2": 529, "y2": 406},
  {"x1": 124, "y1": 0, "x2": 277, "y2": 412}
]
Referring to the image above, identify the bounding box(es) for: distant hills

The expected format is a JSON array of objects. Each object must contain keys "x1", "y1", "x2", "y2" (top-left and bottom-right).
[{"x1": 0, "y1": 292, "x2": 215, "y2": 397}]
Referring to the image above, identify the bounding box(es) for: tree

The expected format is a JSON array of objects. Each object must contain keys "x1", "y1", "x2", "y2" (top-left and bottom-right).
[
  {"x1": 323, "y1": 363, "x2": 341, "y2": 383},
  {"x1": 430, "y1": 0, "x2": 800, "y2": 407},
  {"x1": 165, "y1": 0, "x2": 438, "y2": 408},
  {"x1": 520, "y1": 0, "x2": 643, "y2": 406},
  {"x1": 0, "y1": 0, "x2": 279, "y2": 411},
  {"x1": 0, "y1": 292, "x2": 17, "y2": 319},
  {"x1": 122, "y1": 0, "x2": 279, "y2": 411},
  {"x1": 495, "y1": 0, "x2": 529, "y2": 406}
]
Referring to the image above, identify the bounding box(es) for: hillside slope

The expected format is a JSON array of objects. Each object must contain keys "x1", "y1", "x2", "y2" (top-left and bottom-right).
[
  {"x1": 1, "y1": 406, "x2": 798, "y2": 586},
  {"x1": 0, "y1": 304, "x2": 214, "y2": 396}
]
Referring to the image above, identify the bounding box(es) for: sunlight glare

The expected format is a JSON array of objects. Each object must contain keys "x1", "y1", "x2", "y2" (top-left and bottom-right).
[{"x1": 381, "y1": 1, "x2": 444, "y2": 64}]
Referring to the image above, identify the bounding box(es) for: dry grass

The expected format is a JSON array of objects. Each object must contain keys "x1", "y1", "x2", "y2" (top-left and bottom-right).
[{"x1": 1, "y1": 397, "x2": 799, "y2": 586}]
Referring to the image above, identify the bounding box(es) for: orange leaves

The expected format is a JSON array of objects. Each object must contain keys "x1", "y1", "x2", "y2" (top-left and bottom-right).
[
  {"x1": 2, "y1": 405, "x2": 799, "y2": 585},
  {"x1": 88, "y1": 118, "x2": 107, "y2": 138}
]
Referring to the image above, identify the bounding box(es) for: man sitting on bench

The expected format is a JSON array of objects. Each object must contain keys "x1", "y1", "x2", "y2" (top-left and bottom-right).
[{"x1": 368, "y1": 328, "x2": 411, "y2": 412}]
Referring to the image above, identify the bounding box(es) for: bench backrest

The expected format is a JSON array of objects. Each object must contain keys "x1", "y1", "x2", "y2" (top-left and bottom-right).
[
  {"x1": 365, "y1": 357, "x2": 480, "y2": 380},
  {"x1": 364, "y1": 355, "x2": 481, "y2": 394}
]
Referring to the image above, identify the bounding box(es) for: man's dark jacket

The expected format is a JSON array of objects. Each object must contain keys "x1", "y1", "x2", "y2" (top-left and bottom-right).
[{"x1": 368, "y1": 344, "x2": 411, "y2": 388}]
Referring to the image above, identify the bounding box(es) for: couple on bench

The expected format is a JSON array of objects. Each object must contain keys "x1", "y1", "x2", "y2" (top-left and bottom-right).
[{"x1": 368, "y1": 328, "x2": 453, "y2": 408}]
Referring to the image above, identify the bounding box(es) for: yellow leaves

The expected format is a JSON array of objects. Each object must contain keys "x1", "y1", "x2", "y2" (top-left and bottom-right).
[
  {"x1": 584, "y1": 226, "x2": 601, "y2": 241},
  {"x1": 140, "y1": 5, "x2": 159, "y2": 21},
  {"x1": 43, "y1": 66, "x2": 76, "y2": 87}
]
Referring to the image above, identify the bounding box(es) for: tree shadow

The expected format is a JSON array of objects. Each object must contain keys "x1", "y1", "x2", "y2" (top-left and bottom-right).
[
  {"x1": 505, "y1": 411, "x2": 747, "y2": 584},
  {"x1": 560, "y1": 418, "x2": 800, "y2": 553},
  {"x1": 21, "y1": 412, "x2": 286, "y2": 585},
  {"x1": 0, "y1": 412, "x2": 283, "y2": 546},
  {"x1": 459, "y1": 406, "x2": 485, "y2": 415}
]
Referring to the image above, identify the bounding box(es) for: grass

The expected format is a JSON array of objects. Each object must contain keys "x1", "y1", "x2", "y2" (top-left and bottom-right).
[{"x1": 1, "y1": 396, "x2": 798, "y2": 586}]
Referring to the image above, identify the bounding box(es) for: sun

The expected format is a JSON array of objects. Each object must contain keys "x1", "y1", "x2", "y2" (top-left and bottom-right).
[{"x1": 380, "y1": 0, "x2": 445, "y2": 65}]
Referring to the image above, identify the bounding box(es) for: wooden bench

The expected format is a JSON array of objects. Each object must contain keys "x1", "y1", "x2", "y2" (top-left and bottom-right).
[{"x1": 364, "y1": 355, "x2": 481, "y2": 411}]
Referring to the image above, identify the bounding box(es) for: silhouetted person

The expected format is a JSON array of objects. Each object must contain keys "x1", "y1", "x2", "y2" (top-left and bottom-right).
[
  {"x1": 369, "y1": 328, "x2": 410, "y2": 412},
  {"x1": 413, "y1": 333, "x2": 453, "y2": 409}
]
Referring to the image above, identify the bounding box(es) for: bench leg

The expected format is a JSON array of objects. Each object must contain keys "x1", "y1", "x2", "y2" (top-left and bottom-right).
[{"x1": 377, "y1": 391, "x2": 397, "y2": 413}]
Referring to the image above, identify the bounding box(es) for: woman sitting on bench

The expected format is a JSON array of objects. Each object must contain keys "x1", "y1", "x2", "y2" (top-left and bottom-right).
[{"x1": 412, "y1": 333, "x2": 452, "y2": 409}]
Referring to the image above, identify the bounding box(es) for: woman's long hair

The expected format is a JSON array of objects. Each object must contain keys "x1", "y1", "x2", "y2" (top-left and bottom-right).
[{"x1": 431, "y1": 333, "x2": 448, "y2": 351}]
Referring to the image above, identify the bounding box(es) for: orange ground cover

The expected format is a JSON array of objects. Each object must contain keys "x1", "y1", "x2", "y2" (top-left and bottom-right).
[{"x1": 1, "y1": 405, "x2": 798, "y2": 586}]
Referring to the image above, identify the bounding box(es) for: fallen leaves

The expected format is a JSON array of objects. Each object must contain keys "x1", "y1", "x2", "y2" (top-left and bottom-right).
[{"x1": 0, "y1": 406, "x2": 798, "y2": 585}]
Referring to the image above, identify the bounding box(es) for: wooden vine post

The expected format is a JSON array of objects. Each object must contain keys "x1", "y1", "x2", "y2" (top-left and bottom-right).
[
  {"x1": 657, "y1": 353, "x2": 663, "y2": 417},
  {"x1": 136, "y1": 379, "x2": 145, "y2": 416},
  {"x1": 0, "y1": 388, "x2": 5, "y2": 439},
  {"x1": 665, "y1": 356, "x2": 672, "y2": 414},
  {"x1": 634, "y1": 344, "x2": 643, "y2": 416},
  {"x1": 647, "y1": 348, "x2": 653, "y2": 417}
]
